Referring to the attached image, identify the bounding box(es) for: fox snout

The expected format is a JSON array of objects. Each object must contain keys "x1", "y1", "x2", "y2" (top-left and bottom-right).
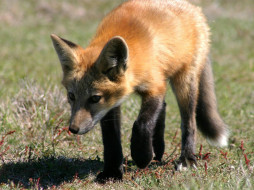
[
  {"x1": 69, "y1": 124, "x2": 80, "y2": 134},
  {"x1": 69, "y1": 122, "x2": 94, "y2": 135},
  {"x1": 69, "y1": 109, "x2": 94, "y2": 135}
]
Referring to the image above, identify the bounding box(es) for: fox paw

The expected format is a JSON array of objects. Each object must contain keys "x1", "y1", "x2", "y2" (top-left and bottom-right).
[
  {"x1": 153, "y1": 154, "x2": 163, "y2": 162},
  {"x1": 175, "y1": 154, "x2": 197, "y2": 171},
  {"x1": 131, "y1": 121, "x2": 154, "y2": 168},
  {"x1": 96, "y1": 170, "x2": 123, "y2": 184},
  {"x1": 131, "y1": 134, "x2": 153, "y2": 168},
  {"x1": 131, "y1": 148, "x2": 153, "y2": 169}
]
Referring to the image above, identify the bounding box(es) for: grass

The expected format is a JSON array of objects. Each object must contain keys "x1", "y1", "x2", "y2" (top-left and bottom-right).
[{"x1": 0, "y1": 0, "x2": 254, "y2": 189}]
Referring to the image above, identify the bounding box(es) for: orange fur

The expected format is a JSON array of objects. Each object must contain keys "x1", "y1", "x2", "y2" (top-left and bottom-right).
[
  {"x1": 51, "y1": 0, "x2": 212, "y2": 135},
  {"x1": 77, "y1": 0, "x2": 209, "y2": 97},
  {"x1": 51, "y1": 0, "x2": 212, "y2": 134}
]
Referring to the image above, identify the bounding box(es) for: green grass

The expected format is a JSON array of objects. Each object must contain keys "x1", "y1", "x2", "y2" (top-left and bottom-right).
[{"x1": 0, "y1": 0, "x2": 254, "y2": 189}]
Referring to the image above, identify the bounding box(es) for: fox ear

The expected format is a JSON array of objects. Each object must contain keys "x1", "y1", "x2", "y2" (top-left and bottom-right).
[
  {"x1": 97, "y1": 36, "x2": 128, "y2": 80},
  {"x1": 50, "y1": 34, "x2": 79, "y2": 76}
]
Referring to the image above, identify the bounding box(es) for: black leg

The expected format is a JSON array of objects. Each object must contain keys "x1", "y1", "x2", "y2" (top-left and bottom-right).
[
  {"x1": 96, "y1": 106, "x2": 123, "y2": 183},
  {"x1": 131, "y1": 96, "x2": 164, "y2": 168},
  {"x1": 153, "y1": 101, "x2": 166, "y2": 162}
]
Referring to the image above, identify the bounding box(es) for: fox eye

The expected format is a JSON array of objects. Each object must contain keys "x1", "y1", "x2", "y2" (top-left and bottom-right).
[
  {"x1": 68, "y1": 92, "x2": 75, "y2": 101},
  {"x1": 90, "y1": 95, "x2": 101, "y2": 104}
]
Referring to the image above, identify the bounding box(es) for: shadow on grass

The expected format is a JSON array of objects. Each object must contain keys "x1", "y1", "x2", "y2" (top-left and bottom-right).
[{"x1": 0, "y1": 156, "x2": 103, "y2": 188}]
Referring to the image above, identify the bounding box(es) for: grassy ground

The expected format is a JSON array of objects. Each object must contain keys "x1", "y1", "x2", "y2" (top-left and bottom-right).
[{"x1": 0, "y1": 0, "x2": 253, "y2": 189}]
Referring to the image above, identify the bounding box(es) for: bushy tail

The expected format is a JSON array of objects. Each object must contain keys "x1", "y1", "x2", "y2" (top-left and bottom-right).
[{"x1": 196, "y1": 59, "x2": 228, "y2": 147}]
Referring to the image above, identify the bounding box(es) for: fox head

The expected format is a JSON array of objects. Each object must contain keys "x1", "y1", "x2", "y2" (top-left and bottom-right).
[{"x1": 51, "y1": 34, "x2": 131, "y2": 134}]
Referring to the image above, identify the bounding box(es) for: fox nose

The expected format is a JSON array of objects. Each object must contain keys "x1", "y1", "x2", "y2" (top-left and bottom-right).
[{"x1": 69, "y1": 125, "x2": 79, "y2": 134}]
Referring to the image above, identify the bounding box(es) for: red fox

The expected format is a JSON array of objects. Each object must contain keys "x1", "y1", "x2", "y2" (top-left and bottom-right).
[{"x1": 51, "y1": 0, "x2": 228, "y2": 182}]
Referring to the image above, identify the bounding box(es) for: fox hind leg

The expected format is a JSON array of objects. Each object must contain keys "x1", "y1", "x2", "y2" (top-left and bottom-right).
[{"x1": 170, "y1": 69, "x2": 200, "y2": 170}]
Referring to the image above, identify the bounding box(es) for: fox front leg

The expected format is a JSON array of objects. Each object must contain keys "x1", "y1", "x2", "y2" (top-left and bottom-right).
[
  {"x1": 131, "y1": 96, "x2": 164, "y2": 168},
  {"x1": 153, "y1": 101, "x2": 166, "y2": 162},
  {"x1": 97, "y1": 106, "x2": 123, "y2": 183}
]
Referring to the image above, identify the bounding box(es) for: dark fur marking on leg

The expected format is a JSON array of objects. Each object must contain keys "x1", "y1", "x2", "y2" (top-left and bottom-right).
[
  {"x1": 131, "y1": 97, "x2": 164, "y2": 168},
  {"x1": 97, "y1": 106, "x2": 123, "y2": 183},
  {"x1": 153, "y1": 101, "x2": 166, "y2": 162}
]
